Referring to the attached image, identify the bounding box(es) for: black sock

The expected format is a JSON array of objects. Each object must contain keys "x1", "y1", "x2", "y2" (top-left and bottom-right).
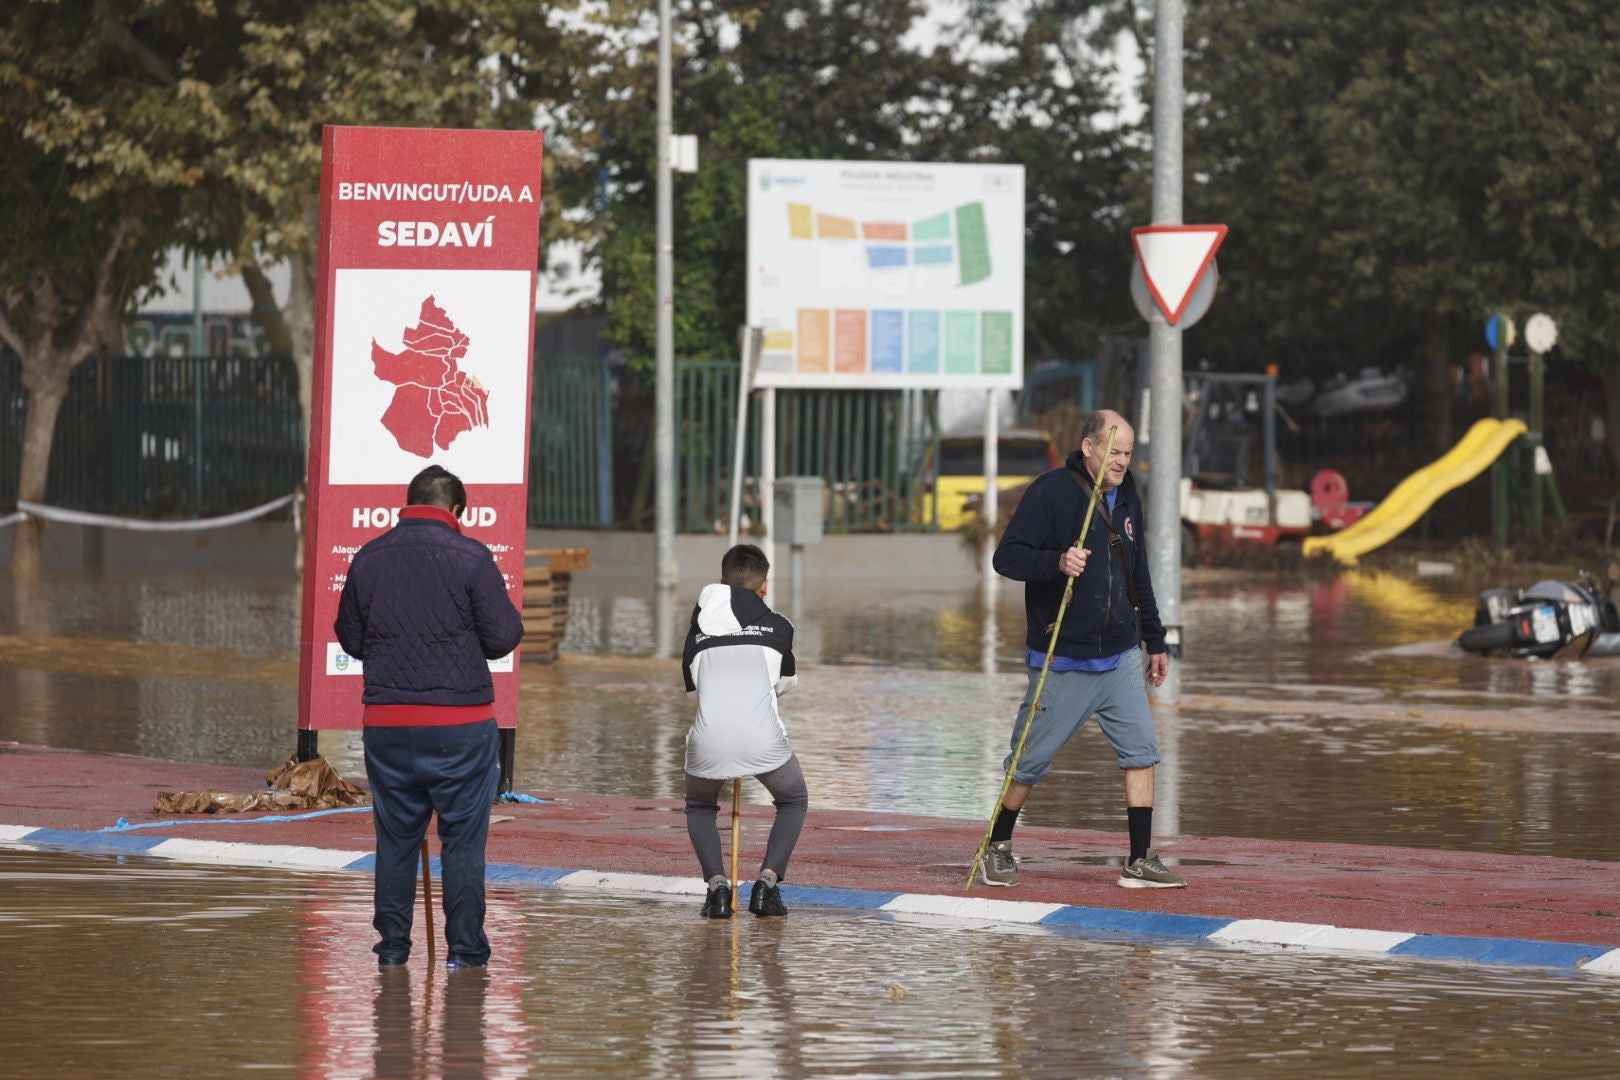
[
  {"x1": 1127, "y1": 806, "x2": 1153, "y2": 863},
  {"x1": 990, "y1": 805, "x2": 1020, "y2": 843}
]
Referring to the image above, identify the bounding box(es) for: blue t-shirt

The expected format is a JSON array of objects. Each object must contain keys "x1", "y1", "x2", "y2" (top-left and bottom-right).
[{"x1": 1028, "y1": 487, "x2": 1128, "y2": 672}]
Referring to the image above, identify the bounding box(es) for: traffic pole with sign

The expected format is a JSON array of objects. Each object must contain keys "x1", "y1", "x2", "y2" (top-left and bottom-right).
[
  {"x1": 1524, "y1": 313, "x2": 1562, "y2": 533},
  {"x1": 1486, "y1": 313, "x2": 1515, "y2": 549},
  {"x1": 1141, "y1": 0, "x2": 1188, "y2": 832},
  {"x1": 1130, "y1": 221, "x2": 1225, "y2": 687}
]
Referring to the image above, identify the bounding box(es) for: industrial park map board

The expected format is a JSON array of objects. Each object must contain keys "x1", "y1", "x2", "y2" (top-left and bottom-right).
[
  {"x1": 298, "y1": 125, "x2": 543, "y2": 732},
  {"x1": 746, "y1": 159, "x2": 1025, "y2": 389}
]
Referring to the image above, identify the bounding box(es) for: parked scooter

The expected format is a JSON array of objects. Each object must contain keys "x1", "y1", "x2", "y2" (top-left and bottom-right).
[{"x1": 1456, "y1": 571, "x2": 1620, "y2": 659}]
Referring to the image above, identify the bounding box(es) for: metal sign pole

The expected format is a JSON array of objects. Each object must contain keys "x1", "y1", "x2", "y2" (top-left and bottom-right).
[
  {"x1": 1488, "y1": 314, "x2": 1513, "y2": 550},
  {"x1": 654, "y1": 0, "x2": 677, "y2": 603},
  {"x1": 727, "y1": 327, "x2": 760, "y2": 549},
  {"x1": 981, "y1": 389, "x2": 999, "y2": 584},
  {"x1": 1146, "y1": 0, "x2": 1185, "y2": 704}
]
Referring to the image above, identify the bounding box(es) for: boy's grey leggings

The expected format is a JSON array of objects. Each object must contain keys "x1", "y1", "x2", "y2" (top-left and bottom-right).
[{"x1": 684, "y1": 753, "x2": 808, "y2": 883}]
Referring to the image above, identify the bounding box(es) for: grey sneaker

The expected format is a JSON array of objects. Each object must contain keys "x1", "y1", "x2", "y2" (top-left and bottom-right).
[
  {"x1": 1118, "y1": 849, "x2": 1187, "y2": 889},
  {"x1": 980, "y1": 841, "x2": 1019, "y2": 887}
]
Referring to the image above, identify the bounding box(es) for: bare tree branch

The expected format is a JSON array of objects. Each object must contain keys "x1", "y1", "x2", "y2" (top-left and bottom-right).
[
  {"x1": 91, "y1": 0, "x2": 177, "y2": 85},
  {"x1": 61, "y1": 219, "x2": 129, "y2": 361},
  {"x1": 241, "y1": 262, "x2": 293, "y2": 355},
  {"x1": 1124, "y1": 0, "x2": 1151, "y2": 85}
]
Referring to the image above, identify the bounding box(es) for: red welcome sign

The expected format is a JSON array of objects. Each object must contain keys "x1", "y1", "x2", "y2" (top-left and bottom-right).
[{"x1": 297, "y1": 125, "x2": 543, "y2": 732}]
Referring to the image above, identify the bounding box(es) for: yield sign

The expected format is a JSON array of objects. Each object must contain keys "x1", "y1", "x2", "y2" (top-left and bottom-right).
[{"x1": 1131, "y1": 225, "x2": 1228, "y2": 325}]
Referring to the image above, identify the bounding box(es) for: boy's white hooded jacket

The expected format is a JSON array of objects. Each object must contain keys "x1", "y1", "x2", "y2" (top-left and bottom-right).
[{"x1": 680, "y1": 583, "x2": 798, "y2": 779}]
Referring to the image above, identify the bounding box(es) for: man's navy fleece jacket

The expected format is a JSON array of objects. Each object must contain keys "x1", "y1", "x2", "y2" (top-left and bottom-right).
[
  {"x1": 992, "y1": 451, "x2": 1167, "y2": 661},
  {"x1": 334, "y1": 506, "x2": 524, "y2": 711}
]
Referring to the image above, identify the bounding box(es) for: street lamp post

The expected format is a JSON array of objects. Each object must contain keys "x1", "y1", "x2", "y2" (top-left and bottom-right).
[
  {"x1": 654, "y1": 0, "x2": 678, "y2": 652},
  {"x1": 1146, "y1": 0, "x2": 1185, "y2": 704}
]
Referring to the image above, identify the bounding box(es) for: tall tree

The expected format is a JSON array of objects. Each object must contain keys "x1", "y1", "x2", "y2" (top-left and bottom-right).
[
  {"x1": 2, "y1": 0, "x2": 616, "y2": 574},
  {"x1": 1468, "y1": 2, "x2": 1620, "y2": 471},
  {"x1": 1, "y1": 2, "x2": 201, "y2": 572},
  {"x1": 947, "y1": 2, "x2": 1146, "y2": 359},
  {"x1": 191, "y1": 0, "x2": 612, "y2": 449},
  {"x1": 1184, "y1": 0, "x2": 1620, "y2": 464},
  {"x1": 579, "y1": 0, "x2": 1139, "y2": 371}
]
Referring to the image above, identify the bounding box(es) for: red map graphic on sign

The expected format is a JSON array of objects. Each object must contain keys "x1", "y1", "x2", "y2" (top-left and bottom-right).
[{"x1": 370, "y1": 296, "x2": 490, "y2": 457}]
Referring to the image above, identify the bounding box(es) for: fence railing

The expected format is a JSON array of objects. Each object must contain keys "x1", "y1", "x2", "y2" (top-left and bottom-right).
[
  {"x1": 673, "y1": 360, "x2": 940, "y2": 534},
  {"x1": 2, "y1": 352, "x2": 943, "y2": 533},
  {"x1": 530, "y1": 361, "x2": 613, "y2": 528},
  {"x1": 1, "y1": 352, "x2": 302, "y2": 518}
]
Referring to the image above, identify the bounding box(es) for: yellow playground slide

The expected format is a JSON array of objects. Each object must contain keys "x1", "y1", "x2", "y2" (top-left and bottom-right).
[{"x1": 1303, "y1": 417, "x2": 1528, "y2": 565}]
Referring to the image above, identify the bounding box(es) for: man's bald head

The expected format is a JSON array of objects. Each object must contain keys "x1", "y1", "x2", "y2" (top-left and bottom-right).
[{"x1": 1079, "y1": 409, "x2": 1136, "y2": 491}]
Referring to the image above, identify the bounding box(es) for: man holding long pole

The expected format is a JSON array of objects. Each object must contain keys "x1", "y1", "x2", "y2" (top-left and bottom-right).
[{"x1": 976, "y1": 409, "x2": 1186, "y2": 890}]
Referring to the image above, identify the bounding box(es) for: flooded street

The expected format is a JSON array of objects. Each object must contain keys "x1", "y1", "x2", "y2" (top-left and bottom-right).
[
  {"x1": 4, "y1": 563, "x2": 1620, "y2": 1074},
  {"x1": 3, "y1": 565, "x2": 1618, "y2": 859},
  {"x1": 4, "y1": 847, "x2": 1618, "y2": 1077}
]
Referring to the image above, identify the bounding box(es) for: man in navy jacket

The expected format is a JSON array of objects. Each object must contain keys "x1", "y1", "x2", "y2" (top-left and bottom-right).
[
  {"x1": 983, "y1": 409, "x2": 1186, "y2": 891},
  {"x1": 335, "y1": 465, "x2": 524, "y2": 968}
]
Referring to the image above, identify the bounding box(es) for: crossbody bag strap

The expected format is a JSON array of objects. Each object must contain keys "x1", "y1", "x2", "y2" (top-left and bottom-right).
[{"x1": 1066, "y1": 464, "x2": 1143, "y2": 616}]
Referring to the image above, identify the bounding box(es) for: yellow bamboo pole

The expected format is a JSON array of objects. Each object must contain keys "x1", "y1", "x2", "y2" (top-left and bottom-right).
[
  {"x1": 729, "y1": 778, "x2": 743, "y2": 911},
  {"x1": 965, "y1": 424, "x2": 1116, "y2": 891}
]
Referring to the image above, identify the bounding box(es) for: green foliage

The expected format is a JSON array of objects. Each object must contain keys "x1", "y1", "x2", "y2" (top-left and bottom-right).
[
  {"x1": 187, "y1": 0, "x2": 610, "y2": 267},
  {"x1": 0, "y1": 1, "x2": 201, "y2": 342},
  {"x1": 582, "y1": 0, "x2": 1142, "y2": 373},
  {"x1": 1185, "y1": 0, "x2": 1620, "y2": 376},
  {"x1": 1, "y1": 0, "x2": 620, "y2": 511}
]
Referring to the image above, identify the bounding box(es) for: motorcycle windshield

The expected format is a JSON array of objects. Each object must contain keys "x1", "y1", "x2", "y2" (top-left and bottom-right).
[{"x1": 1524, "y1": 580, "x2": 1589, "y2": 605}]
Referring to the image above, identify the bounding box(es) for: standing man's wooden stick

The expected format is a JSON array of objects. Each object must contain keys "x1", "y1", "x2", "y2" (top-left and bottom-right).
[
  {"x1": 965, "y1": 424, "x2": 1117, "y2": 891},
  {"x1": 729, "y1": 778, "x2": 743, "y2": 911},
  {"x1": 421, "y1": 837, "x2": 436, "y2": 961}
]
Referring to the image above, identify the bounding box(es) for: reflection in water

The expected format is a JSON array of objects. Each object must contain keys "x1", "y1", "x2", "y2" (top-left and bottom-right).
[
  {"x1": 299, "y1": 892, "x2": 535, "y2": 1078},
  {"x1": 2, "y1": 567, "x2": 1619, "y2": 857},
  {"x1": 3, "y1": 849, "x2": 1618, "y2": 1076}
]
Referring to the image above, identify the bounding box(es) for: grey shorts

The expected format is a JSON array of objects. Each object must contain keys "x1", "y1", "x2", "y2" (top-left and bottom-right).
[{"x1": 1004, "y1": 649, "x2": 1161, "y2": 782}]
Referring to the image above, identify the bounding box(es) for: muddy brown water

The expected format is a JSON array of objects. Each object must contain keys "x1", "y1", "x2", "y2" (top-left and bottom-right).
[
  {"x1": 3, "y1": 566, "x2": 1617, "y2": 859},
  {"x1": 3, "y1": 847, "x2": 1618, "y2": 1078},
  {"x1": 3, "y1": 565, "x2": 1619, "y2": 1073}
]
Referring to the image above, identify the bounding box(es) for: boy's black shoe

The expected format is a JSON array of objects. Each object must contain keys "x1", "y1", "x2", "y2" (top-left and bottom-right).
[
  {"x1": 748, "y1": 879, "x2": 788, "y2": 917},
  {"x1": 701, "y1": 881, "x2": 733, "y2": 919}
]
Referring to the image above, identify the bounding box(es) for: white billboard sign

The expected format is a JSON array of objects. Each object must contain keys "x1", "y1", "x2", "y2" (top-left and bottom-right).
[{"x1": 746, "y1": 159, "x2": 1025, "y2": 389}]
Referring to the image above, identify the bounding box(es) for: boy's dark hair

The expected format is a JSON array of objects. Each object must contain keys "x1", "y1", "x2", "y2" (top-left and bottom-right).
[
  {"x1": 406, "y1": 465, "x2": 467, "y2": 512},
  {"x1": 721, "y1": 543, "x2": 770, "y2": 590}
]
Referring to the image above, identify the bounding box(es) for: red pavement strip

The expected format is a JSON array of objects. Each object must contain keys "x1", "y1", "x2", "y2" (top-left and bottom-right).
[{"x1": 4, "y1": 742, "x2": 1619, "y2": 970}]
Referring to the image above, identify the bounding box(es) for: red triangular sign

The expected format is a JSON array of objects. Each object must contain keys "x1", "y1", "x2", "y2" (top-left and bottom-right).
[{"x1": 1131, "y1": 225, "x2": 1228, "y2": 325}]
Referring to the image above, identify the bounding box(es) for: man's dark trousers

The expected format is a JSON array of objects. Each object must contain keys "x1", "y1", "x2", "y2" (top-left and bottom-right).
[{"x1": 363, "y1": 718, "x2": 501, "y2": 966}]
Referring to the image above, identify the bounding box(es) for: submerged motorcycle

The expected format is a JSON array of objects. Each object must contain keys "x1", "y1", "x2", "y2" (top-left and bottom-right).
[{"x1": 1456, "y1": 571, "x2": 1620, "y2": 659}]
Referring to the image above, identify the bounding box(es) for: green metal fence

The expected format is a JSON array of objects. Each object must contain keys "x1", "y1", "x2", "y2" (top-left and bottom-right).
[
  {"x1": 2, "y1": 351, "x2": 939, "y2": 533},
  {"x1": 0, "y1": 352, "x2": 302, "y2": 517},
  {"x1": 674, "y1": 360, "x2": 940, "y2": 534},
  {"x1": 529, "y1": 360, "x2": 613, "y2": 528}
]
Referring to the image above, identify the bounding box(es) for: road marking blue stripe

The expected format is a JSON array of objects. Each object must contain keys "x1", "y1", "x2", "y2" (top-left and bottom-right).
[
  {"x1": 4, "y1": 822, "x2": 1615, "y2": 976},
  {"x1": 14, "y1": 827, "x2": 167, "y2": 855},
  {"x1": 1040, "y1": 906, "x2": 1232, "y2": 938},
  {"x1": 1388, "y1": 934, "x2": 1612, "y2": 968}
]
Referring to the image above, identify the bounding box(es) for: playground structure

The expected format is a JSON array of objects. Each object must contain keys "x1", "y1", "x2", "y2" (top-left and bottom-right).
[
  {"x1": 1302, "y1": 417, "x2": 1527, "y2": 564},
  {"x1": 1305, "y1": 311, "x2": 1564, "y2": 565}
]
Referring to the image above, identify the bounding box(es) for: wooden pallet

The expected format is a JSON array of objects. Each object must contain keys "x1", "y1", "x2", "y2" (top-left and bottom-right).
[{"x1": 520, "y1": 548, "x2": 589, "y2": 663}]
